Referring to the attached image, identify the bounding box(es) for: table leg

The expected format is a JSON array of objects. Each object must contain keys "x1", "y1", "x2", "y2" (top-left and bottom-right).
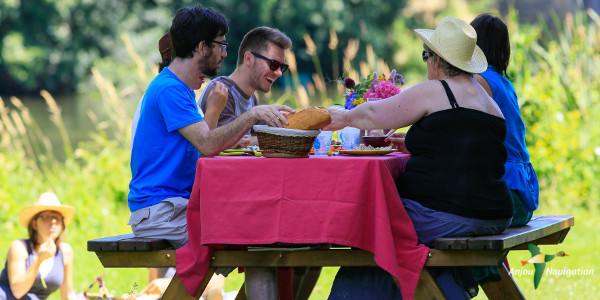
[
  {"x1": 278, "y1": 268, "x2": 294, "y2": 300},
  {"x1": 413, "y1": 268, "x2": 446, "y2": 300},
  {"x1": 481, "y1": 262, "x2": 525, "y2": 300},
  {"x1": 162, "y1": 269, "x2": 213, "y2": 300}
]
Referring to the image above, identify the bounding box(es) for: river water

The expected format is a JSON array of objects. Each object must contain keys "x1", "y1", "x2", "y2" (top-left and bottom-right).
[{"x1": 3, "y1": 93, "x2": 124, "y2": 161}]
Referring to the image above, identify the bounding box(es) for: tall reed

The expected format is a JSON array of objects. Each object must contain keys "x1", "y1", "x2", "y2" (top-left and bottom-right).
[{"x1": 507, "y1": 7, "x2": 599, "y2": 210}]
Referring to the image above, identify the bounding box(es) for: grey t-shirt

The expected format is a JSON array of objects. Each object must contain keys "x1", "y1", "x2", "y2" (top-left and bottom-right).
[{"x1": 199, "y1": 76, "x2": 260, "y2": 128}]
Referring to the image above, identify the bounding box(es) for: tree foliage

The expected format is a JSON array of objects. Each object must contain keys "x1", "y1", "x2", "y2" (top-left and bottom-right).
[{"x1": 0, "y1": 0, "x2": 406, "y2": 95}]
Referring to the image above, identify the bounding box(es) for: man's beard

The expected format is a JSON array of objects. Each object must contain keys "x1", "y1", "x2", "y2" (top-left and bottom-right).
[{"x1": 199, "y1": 51, "x2": 220, "y2": 77}]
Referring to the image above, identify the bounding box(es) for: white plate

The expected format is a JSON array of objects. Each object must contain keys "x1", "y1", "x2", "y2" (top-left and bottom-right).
[{"x1": 338, "y1": 149, "x2": 397, "y2": 156}]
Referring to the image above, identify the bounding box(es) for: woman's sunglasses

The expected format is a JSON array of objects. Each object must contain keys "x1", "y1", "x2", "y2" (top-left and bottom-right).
[
  {"x1": 251, "y1": 52, "x2": 289, "y2": 73},
  {"x1": 422, "y1": 50, "x2": 431, "y2": 62}
]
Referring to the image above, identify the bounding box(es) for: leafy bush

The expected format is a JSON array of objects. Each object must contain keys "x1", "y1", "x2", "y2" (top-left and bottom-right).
[
  {"x1": 507, "y1": 8, "x2": 599, "y2": 209},
  {"x1": 0, "y1": 7, "x2": 598, "y2": 299}
]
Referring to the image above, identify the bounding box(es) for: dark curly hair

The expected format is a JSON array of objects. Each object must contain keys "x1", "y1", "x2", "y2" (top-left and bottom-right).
[{"x1": 170, "y1": 5, "x2": 229, "y2": 59}]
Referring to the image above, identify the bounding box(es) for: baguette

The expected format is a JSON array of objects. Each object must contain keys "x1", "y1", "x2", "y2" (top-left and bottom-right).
[{"x1": 283, "y1": 106, "x2": 331, "y2": 130}]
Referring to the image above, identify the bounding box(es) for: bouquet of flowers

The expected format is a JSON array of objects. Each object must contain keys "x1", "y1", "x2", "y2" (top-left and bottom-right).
[{"x1": 340, "y1": 69, "x2": 405, "y2": 110}]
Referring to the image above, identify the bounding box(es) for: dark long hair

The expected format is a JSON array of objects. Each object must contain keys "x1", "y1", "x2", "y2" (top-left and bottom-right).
[
  {"x1": 471, "y1": 13, "x2": 511, "y2": 78},
  {"x1": 170, "y1": 5, "x2": 229, "y2": 59}
]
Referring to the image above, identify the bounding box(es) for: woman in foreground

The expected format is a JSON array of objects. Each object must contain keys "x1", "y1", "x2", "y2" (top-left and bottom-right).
[{"x1": 0, "y1": 193, "x2": 75, "y2": 300}]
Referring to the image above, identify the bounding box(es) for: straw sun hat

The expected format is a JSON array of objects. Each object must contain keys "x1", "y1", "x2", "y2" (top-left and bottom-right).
[
  {"x1": 19, "y1": 192, "x2": 75, "y2": 227},
  {"x1": 414, "y1": 17, "x2": 487, "y2": 74}
]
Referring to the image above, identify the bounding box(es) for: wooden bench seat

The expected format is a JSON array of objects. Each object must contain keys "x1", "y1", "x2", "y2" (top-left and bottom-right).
[{"x1": 88, "y1": 215, "x2": 574, "y2": 300}]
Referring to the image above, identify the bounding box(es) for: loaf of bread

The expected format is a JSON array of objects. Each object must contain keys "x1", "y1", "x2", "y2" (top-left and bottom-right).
[{"x1": 283, "y1": 106, "x2": 331, "y2": 130}]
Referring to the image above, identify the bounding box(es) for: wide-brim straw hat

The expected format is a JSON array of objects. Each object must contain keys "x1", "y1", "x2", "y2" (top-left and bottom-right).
[
  {"x1": 19, "y1": 192, "x2": 75, "y2": 227},
  {"x1": 414, "y1": 17, "x2": 487, "y2": 74}
]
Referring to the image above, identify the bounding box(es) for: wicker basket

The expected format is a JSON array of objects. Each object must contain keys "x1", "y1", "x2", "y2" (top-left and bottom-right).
[{"x1": 253, "y1": 125, "x2": 320, "y2": 158}]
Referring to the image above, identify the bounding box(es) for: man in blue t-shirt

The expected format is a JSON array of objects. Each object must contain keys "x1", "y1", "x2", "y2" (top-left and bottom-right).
[{"x1": 128, "y1": 5, "x2": 293, "y2": 250}]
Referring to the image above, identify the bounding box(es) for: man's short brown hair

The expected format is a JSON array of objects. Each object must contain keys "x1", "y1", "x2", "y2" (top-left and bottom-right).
[{"x1": 237, "y1": 27, "x2": 292, "y2": 66}]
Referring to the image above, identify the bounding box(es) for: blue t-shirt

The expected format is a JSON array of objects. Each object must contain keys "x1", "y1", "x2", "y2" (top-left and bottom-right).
[
  {"x1": 128, "y1": 68, "x2": 204, "y2": 212},
  {"x1": 481, "y1": 66, "x2": 539, "y2": 212}
]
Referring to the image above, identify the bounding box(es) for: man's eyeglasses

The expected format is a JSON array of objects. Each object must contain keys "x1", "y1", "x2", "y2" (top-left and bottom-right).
[
  {"x1": 422, "y1": 50, "x2": 431, "y2": 62},
  {"x1": 211, "y1": 40, "x2": 228, "y2": 52},
  {"x1": 37, "y1": 213, "x2": 63, "y2": 223},
  {"x1": 250, "y1": 52, "x2": 289, "y2": 73}
]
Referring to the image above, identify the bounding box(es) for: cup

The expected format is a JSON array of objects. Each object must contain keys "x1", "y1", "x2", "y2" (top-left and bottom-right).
[
  {"x1": 313, "y1": 131, "x2": 333, "y2": 155},
  {"x1": 340, "y1": 127, "x2": 360, "y2": 150}
]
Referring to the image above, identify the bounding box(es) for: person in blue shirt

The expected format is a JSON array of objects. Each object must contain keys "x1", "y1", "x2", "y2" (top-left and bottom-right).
[
  {"x1": 129, "y1": 6, "x2": 293, "y2": 300},
  {"x1": 471, "y1": 13, "x2": 539, "y2": 227},
  {"x1": 128, "y1": 5, "x2": 293, "y2": 249}
]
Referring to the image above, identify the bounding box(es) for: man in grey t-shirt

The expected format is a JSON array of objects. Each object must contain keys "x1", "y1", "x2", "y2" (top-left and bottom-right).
[
  {"x1": 198, "y1": 27, "x2": 321, "y2": 300},
  {"x1": 199, "y1": 26, "x2": 292, "y2": 148}
]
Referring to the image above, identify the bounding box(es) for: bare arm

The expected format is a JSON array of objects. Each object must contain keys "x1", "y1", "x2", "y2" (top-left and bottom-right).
[
  {"x1": 474, "y1": 74, "x2": 493, "y2": 98},
  {"x1": 179, "y1": 105, "x2": 294, "y2": 157},
  {"x1": 324, "y1": 81, "x2": 435, "y2": 131},
  {"x1": 203, "y1": 82, "x2": 229, "y2": 129},
  {"x1": 59, "y1": 243, "x2": 74, "y2": 300},
  {"x1": 7, "y1": 240, "x2": 54, "y2": 299}
]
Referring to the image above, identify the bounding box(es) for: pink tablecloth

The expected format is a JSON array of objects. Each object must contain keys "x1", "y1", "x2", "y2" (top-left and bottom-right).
[{"x1": 176, "y1": 152, "x2": 429, "y2": 300}]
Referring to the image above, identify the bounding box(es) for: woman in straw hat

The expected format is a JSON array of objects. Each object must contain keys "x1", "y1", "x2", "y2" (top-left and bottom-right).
[
  {"x1": 325, "y1": 17, "x2": 513, "y2": 299},
  {"x1": 0, "y1": 193, "x2": 76, "y2": 300}
]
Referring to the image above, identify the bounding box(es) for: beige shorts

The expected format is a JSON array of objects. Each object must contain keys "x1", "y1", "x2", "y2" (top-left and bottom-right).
[{"x1": 128, "y1": 197, "x2": 189, "y2": 249}]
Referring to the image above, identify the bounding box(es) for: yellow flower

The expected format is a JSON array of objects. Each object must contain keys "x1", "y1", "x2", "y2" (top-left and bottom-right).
[{"x1": 353, "y1": 97, "x2": 366, "y2": 106}]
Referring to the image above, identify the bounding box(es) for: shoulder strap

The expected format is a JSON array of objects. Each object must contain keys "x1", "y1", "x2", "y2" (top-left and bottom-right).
[
  {"x1": 439, "y1": 80, "x2": 460, "y2": 109},
  {"x1": 22, "y1": 239, "x2": 33, "y2": 254}
]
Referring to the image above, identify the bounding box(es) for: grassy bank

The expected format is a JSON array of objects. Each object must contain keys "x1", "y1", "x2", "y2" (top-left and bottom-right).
[{"x1": 1, "y1": 8, "x2": 598, "y2": 300}]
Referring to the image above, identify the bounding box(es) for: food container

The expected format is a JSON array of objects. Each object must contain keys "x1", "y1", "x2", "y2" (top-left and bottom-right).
[
  {"x1": 253, "y1": 125, "x2": 320, "y2": 158},
  {"x1": 362, "y1": 136, "x2": 391, "y2": 148}
]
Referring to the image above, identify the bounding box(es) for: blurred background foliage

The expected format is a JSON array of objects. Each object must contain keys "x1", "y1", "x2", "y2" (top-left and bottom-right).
[
  {"x1": 0, "y1": 0, "x2": 412, "y2": 95},
  {"x1": 0, "y1": 0, "x2": 598, "y2": 299}
]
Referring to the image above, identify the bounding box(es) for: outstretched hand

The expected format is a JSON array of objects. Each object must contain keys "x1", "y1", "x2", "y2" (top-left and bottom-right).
[
  {"x1": 322, "y1": 106, "x2": 347, "y2": 131},
  {"x1": 251, "y1": 105, "x2": 294, "y2": 127},
  {"x1": 385, "y1": 132, "x2": 410, "y2": 154}
]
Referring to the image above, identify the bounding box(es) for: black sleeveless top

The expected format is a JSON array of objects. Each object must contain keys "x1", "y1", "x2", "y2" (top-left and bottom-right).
[{"x1": 396, "y1": 80, "x2": 513, "y2": 219}]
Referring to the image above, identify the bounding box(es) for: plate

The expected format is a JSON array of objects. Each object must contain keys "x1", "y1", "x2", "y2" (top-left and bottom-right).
[
  {"x1": 223, "y1": 148, "x2": 255, "y2": 154},
  {"x1": 338, "y1": 149, "x2": 397, "y2": 156}
]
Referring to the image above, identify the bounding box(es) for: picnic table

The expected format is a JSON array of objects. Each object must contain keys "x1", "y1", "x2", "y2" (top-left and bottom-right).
[
  {"x1": 176, "y1": 152, "x2": 428, "y2": 300},
  {"x1": 89, "y1": 152, "x2": 574, "y2": 299}
]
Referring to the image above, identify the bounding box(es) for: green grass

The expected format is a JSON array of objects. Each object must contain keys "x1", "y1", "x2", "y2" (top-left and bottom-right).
[
  {"x1": 1, "y1": 5, "x2": 598, "y2": 300},
  {"x1": 473, "y1": 206, "x2": 599, "y2": 299},
  {"x1": 1, "y1": 207, "x2": 592, "y2": 299}
]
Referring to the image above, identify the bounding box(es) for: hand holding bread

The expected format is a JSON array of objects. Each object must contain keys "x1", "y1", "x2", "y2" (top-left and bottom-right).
[
  {"x1": 250, "y1": 105, "x2": 294, "y2": 127},
  {"x1": 282, "y1": 106, "x2": 332, "y2": 130}
]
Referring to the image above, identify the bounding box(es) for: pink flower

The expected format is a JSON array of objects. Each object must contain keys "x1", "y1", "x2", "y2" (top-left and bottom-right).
[{"x1": 363, "y1": 81, "x2": 401, "y2": 100}]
